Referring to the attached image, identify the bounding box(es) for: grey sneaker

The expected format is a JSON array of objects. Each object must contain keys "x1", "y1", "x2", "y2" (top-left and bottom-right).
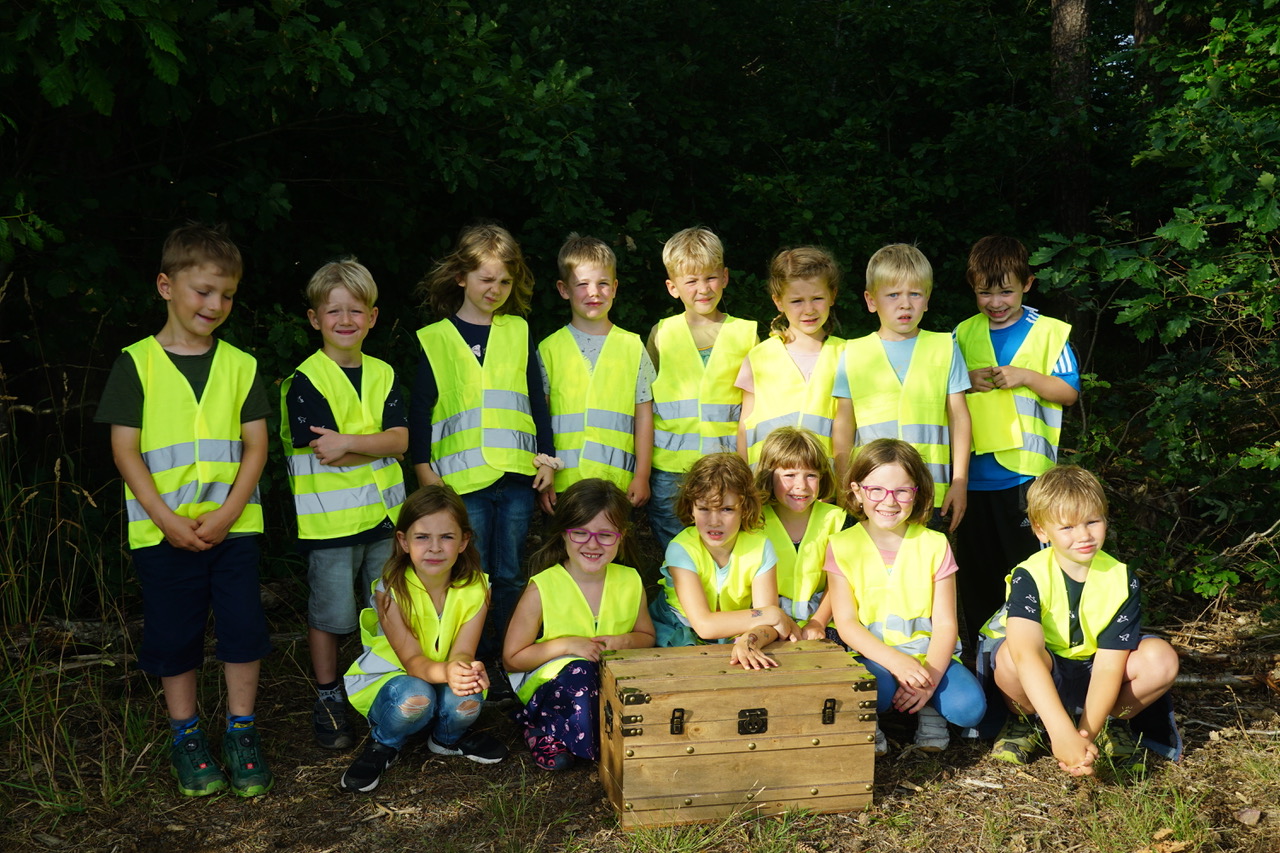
[
  {"x1": 914, "y1": 705, "x2": 950, "y2": 752},
  {"x1": 313, "y1": 696, "x2": 355, "y2": 750},
  {"x1": 874, "y1": 726, "x2": 889, "y2": 756}
]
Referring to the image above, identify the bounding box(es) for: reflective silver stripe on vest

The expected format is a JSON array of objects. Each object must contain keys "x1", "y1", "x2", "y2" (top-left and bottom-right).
[
  {"x1": 126, "y1": 481, "x2": 261, "y2": 522},
  {"x1": 383, "y1": 480, "x2": 407, "y2": 508},
  {"x1": 654, "y1": 398, "x2": 699, "y2": 420},
  {"x1": 584, "y1": 441, "x2": 635, "y2": 471},
  {"x1": 747, "y1": 412, "x2": 801, "y2": 449},
  {"x1": 485, "y1": 388, "x2": 533, "y2": 415},
  {"x1": 780, "y1": 589, "x2": 826, "y2": 622},
  {"x1": 434, "y1": 447, "x2": 487, "y2": 478},
  {"x1": 559, "y1": 448, "x2": 582, "y2": 468},
  {"x1": 900, "y1": 424, "x2": 948, "y2": 446},
  {"x1": 142, "y1": 438, "x2": 244, "y2": 473},
  {"x1": 552, "y1": 413, "x2": 585, "y2": 434},
  {"x1": 587, "y1": 408, "x2": 634, "y2": 434},
  {"x1": 432, "y1": 408, "x2": 481, "y2": 445},
  {"x1": 434, "y1": 429, "x2": 535, "y2": 477},
  {"x1": 701, "y1": 435, "x2": 736, "y2": 454},
  {"x1": 287, "y1": 454, "x2": 399, "y2": 477},
  {"x1": 799, "y1": 413, "x2": 834, "y2": 436},
  {"x1": 701, "y1": 403, "x2": 741, "y2": 424},
  {"x1": 866, "y1": 614, "x2": 935, "y2": 655},
  {"x1": 1015, "y1": 394, "x2": 1063, "y2": 429},
  {"x1": 653, "y1": 429, "x2": 702, "y2": 453},
  {"x1": 926, "y1": 462, "x2": 951, "y2": 484},
  {"x1": 1023, "y1": 432, "x2": 1058, "y2": 463},
  {"x1": 855, "y1": 420, "x2": 898, "y2": 445},
  {"x1": 294, "y1": 482, "x2": 388, "y2": 515}
]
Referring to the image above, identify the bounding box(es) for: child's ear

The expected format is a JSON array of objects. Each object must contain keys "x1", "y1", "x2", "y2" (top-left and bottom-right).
[
  {"x1": 368, "y1": 305, "x2": 379, "y2": 328},
  {"x1": 156, "y1": 273, "x2": 173, "y2": 301},
  {"x1": 863, "y1": 289, "x2": 877, "y2": 313},
  {"x1": 1030, "y1": 521, "x2": 1049, "y2": 544},
  {"x1": 665, "y1": 279, "x2": 680, "y2": 299},
  {"x1": 459, "y1": 532, "x2": 471, "y2": 552},
  {"x1": 307, "y1": 308, "x2": 321, "y2": 330},
  {"x1": 555, "y1": 280, "x2": 571, "y2": 300},
  {"x1": 1021, "y1": 275, "x2": 1036, "y2": 294}
]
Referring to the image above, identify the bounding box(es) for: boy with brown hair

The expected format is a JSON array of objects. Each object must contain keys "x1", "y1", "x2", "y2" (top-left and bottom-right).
[{"x1": 96, "y1": 223, "x2": 273, "y2": 797}]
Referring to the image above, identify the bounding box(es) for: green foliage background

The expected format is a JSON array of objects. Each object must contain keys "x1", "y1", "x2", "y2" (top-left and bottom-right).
[{"x1": 2, "y1": 0, "x2": 1277, "y2": 613}]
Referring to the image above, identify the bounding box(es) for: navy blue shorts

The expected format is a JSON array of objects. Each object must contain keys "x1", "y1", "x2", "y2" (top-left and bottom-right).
[
  {"x1": 131, "y1": 535, "x2": 272, "y2": 676},
  {"x1": 984, "y1": 635, "x2": 1135, "y2": 715}
]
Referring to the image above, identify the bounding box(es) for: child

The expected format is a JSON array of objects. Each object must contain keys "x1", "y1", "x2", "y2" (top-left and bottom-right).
[
  {"x1": 954, "y1": 236, "x2": 1080, "y2": 650},
  {"x1": 95, "y1": 223, "x2": 273, "y2": 797},
  {"x1": 281, "y1": 258, "x2": 408, "y2": 749},
  {"x1": 826, "y1": 439, "x2": 986, "y2": 755},
  {"x1": 647, "y1": 226, "x2": 759, "y2": 555},
  {"x1": 341, "y1": 485, "x2": 506, "y2": 793},
  {"x1": 833, "y1": 244, "x2": 971, "y2": 532},
  {"x1": 981, "y1": 465, "x2": 1179, "y2": 776},
  {"x1": 504, "y1": 478, "x2": 655, "y2": 770},
  {"x1": 537, "y1": 234, "x2": 655, "y2": 510},
  {"x1": 649, "y1": 452, "x2": 799, "y2": 669},
  {"x1": 737, "y1": 247, "x2": 845, "y2": 466},
  {"x1": 410, "y1": 224, "x2": 555, "y2": 668},
  {"x1": 755, "y1": 426, "x2": 847, "y2": 640}
]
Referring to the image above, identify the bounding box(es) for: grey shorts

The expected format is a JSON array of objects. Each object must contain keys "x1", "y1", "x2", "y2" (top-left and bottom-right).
[{"x1": 307, "y1": 538, "x2": 394, "y2": 634}]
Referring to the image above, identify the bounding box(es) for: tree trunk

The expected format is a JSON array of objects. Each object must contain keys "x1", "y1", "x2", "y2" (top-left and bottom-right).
[{"x1": 1051, "y1": 0, "x2": 1090, "y2": 235}]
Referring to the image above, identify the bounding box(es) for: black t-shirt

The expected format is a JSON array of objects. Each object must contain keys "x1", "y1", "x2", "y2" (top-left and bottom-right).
[{"x1": 94, "y1": 339, "x2": 271, "y2": 427}]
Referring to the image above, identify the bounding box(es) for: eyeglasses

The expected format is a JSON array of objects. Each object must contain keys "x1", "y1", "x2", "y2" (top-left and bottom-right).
[
  {"x1": 858, "y1": 484, "x2": 918, "y2": 503},
  {"x1": 565, "y1": 528, "x2": 620, "y2": 547}
]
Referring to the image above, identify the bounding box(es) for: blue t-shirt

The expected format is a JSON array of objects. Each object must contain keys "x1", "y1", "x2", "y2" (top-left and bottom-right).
[
  {"x1": 959, "y1": 306, "x2": 1081, "y2": 491},
  {"x1": 832, "y1": 336, "x2": 970, "y2": 398},
  {"x1": 662, "y1": 536, "x2": 779, "y2": 591}
]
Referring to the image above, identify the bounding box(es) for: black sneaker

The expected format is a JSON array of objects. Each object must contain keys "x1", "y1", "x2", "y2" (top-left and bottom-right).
[
  {"x1": 429, "y1": 731, "x2": 507, "y2": 764},
  {"x1": 482, "y1": 660, "x2": 518, "y2": 709},
  {"x1": 313, "y1": 697, "x2": 355, "y2": 750},
  {"x1": 340, "y1": 741, "x2": 399, "y2": 793}
]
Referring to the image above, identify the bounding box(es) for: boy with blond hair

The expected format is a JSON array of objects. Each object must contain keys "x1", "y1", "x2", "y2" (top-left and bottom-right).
[
  {"x1": 953, "y1": 235, "x2": 1080, "y2": 649},
  {"x1": 646, "y1": 226, "x2": 758, "y2": 554},
  {"x1": 980, "y1": 465, "x2": 1179, "y2": 775},
  {"x1": 832, "y1": 243, "x2": 971, "y2": 531},
  {"x1": 280, "y1": 258, "x2": 408, "y2": 749},
  {"x1": 538, "y1": 234, "x2": 655, "y2": 511},
  {"x1": 96, "y1": 223, "x2": 273, "y2": 797}
]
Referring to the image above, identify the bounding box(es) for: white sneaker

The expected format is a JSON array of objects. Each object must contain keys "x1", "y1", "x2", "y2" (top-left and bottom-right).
[
  {"x1": 874, "y1": 726, "x2": 888, "y2": 756},
  {"x1": 914, "y1": 705, "x2": 950, "y2": 752}
]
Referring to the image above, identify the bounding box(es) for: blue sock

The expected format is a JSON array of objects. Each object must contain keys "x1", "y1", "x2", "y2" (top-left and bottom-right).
[
  {"x1": 226, "y1": 714, "x2": 256, "y2": 733},
  {"x1": 170, "y1": 715, "x2": 200, "y2": 746}
]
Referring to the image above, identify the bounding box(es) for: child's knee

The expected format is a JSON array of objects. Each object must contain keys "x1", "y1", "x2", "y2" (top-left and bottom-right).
[
  {"x1": 398, "y1": 693, "x2": 433, "y2": 720},
  {"x1": 457, "y1": 698, "x2": 481, "y2": 718},
  {"x1": 1134, "y1": 638, "x2": 1180, "y2": 686}
]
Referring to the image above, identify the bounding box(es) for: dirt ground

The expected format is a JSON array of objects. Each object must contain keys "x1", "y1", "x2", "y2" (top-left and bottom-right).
[{"x1": 5, "y1": 588, "x2": 1279, "y2": 853}]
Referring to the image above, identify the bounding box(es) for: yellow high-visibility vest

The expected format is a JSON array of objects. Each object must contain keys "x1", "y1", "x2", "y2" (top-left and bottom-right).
[
  {"x1": 829, "y1": 522, "x2": 959, "y2": 662},
  {"x1": 123, "y1": 337, "x2": 263, "y2": 549},
  {"x1": 651, "y1": 315, "x2": 758, "y2": 472},
  {"x1": 512, "y1": 563, "x2": 642, "y2": 703},
  {"x1": 955, "y1": 313, "x2": 1071, "y2": 476},
  {"x1": 762, "y1": 501, "x2": 846, "y2": 625},
  {"x1": 843, "y1": 331, "x2": 953, "y2": 507},
  {"x1": 659, "y1": 527, "x2": 769, "y2": 630},
  {"x1": 743, "y1": 336, "x2": 844, "y2": 465},
  {"x1": 418, "y1": 316, "x2": 536, "y2": 493},
  {"x1": 280, "y1": 350, "x2": 406, "y2": 540},
  {"x1": 538, "y1": 326, "x2": 642, "y2": 492}
]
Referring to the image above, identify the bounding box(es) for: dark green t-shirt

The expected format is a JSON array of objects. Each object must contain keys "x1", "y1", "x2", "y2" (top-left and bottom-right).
[{"x1": 94, "y1": 338, "x2": 272, "y2": 427}]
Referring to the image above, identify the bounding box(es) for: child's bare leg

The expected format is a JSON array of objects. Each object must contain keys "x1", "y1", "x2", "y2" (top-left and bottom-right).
[
  {"x1": 308, "y1": 628, "x2": 339, "y2": 684},
  {"x1": 161, "y1": 670, "x2": 199, "y2": 721},
  {"x1": 225, "y1": 660, "x2": 261, "y2": 718},
  {"x1": 993, "y1": 640, "x2": 1052, "y2": 715},
  {"x1": 1111, "y1": 638, "x2": 1179, "y2": 719}
]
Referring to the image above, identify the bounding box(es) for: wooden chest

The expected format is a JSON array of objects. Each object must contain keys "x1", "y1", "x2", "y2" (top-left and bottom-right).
[{"x1": 598, "y1": 640, "x2": 877, "y2": 828}]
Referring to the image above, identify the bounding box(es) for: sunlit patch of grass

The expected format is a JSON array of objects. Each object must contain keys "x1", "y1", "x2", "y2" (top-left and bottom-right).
[{"x1": 1080, "y1": 774, "x2": 1215, "y2": 853}]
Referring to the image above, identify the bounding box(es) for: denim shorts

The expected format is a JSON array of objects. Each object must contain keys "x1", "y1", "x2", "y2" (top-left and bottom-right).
[
  {"x1": 307, "y1": 537, "x2": 394, "y2": 634},
  {"x1": 131, "y1": 535, "x2": 272, "y2": 676}
]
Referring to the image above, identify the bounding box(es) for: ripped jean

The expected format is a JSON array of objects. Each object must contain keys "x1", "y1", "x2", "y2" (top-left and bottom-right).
[{"x1": 366, "y1": 675, "x2": 482, "y2": 750}]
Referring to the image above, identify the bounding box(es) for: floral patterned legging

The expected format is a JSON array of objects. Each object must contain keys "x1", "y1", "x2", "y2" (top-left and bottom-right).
[{"x1": 512, "y1": 660, "x2": 600, "y2": 760}]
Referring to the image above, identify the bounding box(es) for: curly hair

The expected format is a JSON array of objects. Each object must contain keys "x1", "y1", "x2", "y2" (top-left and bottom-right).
[{"x1": 675, "y1": 452, "x2": 764, "y2": 531}]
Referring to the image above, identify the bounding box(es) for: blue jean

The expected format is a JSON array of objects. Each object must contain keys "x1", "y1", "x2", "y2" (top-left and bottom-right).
[
  {"x1": 462, "y1": 474, "x2": 536, "y2": 660},
  {"x1": 366, "y1": 675, "x2": 482, "y2": 750},
  {"x1": 647, "y1": 469, "x2": 684, "y2": 559},
  {"x1": 859, "y1": 657, "x2": 987, "y2": 728}
]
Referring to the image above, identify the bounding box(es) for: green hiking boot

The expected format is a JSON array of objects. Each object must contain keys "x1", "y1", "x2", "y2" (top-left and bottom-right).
[
  {"x1": 170, "y1": 731, "x2": 228, "y2": 797},
  {"x1": 992, "y1": 715, "x2": 1044, "y2": 765},
  {"x1": 223, "y1": 728, "x2": 274, "y2": 797},
  {"x1": 1098, "y1": 719, "x2": 1148, "y2": 775}
]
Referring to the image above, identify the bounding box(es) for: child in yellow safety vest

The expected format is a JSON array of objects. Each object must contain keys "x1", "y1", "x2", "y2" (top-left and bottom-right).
[
  {"x1": 754, "y1": 426, "x2": 847, "y2": 640},
  {"x1": 649, "y1": 452, "x2": 800, "y2": 669},
  {"x1": 736, "y1": 246, "x2": 845, "y2": 467},
  {"x1": 537, "y1": 234, "x2": 655, "y2": 513},
  {"x1": 646, "y1": 226, "x2": 758, "y2": 556},
  {"x1": 409, "y1": 224, "x2": 556, "y2": 672},
  {"x1": 503, "y1": 479, "x2": 655, "y2": 771},
  {"x1": 280, "y1": 259, "x2": 408, "y2": 751},
  {"x1": 340, "y1": 486, "x2": 507, "y2": 793},
  {"x1": 95, "y1": 223, "x2": 273, "y2": 798},
  {"x1": 827, "y1": 439, "x2": 985, "y2": 756},
  {"x1": 832, "y1": 243, "x2": 971, "y2": 533}
]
